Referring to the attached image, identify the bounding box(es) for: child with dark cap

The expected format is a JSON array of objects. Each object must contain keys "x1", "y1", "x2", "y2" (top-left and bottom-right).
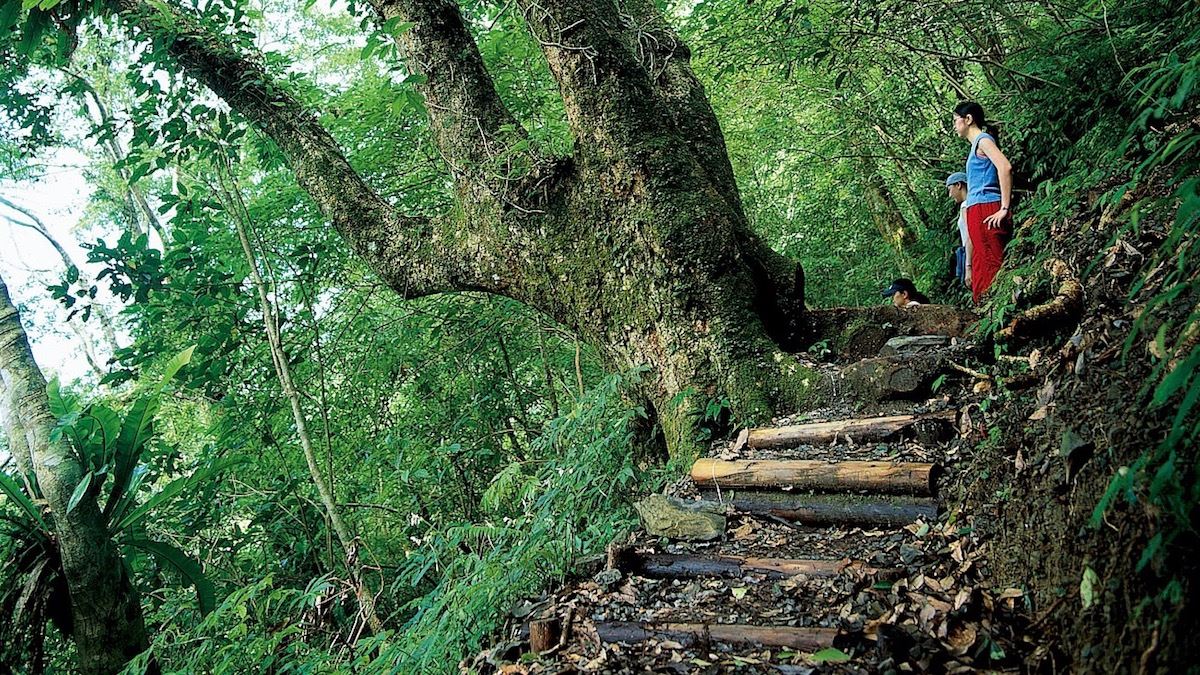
[{"x1": 883, "y1": 279, "x2": 931, "y2": 308}]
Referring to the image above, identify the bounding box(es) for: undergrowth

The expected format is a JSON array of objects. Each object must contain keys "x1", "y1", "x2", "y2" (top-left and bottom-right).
[
  {"x1": 123, "y1": 372, "x2": 649, "y2": 674},
  {"x1": 972, "y1": 2, "x2": 1199, "y2": 661}
]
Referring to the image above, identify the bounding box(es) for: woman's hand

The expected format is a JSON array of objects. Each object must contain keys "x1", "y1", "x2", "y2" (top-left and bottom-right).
[
  {"x1": 984, "y1": 207, "x2": 1009, "y2": 229},
  {"x1": 965, "y1": 267, "x2": 972, "y2": 286}
]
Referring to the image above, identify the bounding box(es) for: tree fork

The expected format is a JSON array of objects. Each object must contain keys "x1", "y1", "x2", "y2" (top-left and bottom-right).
[
  {"x1": 612, "y1": 0, "x2": 805, "y2": 343},
  {"x1": 116, "y1": 0, "x2": 482, "y2": 300},
  {"x1": 118, "y1": 0, "x2": 822, "y2": 458}
]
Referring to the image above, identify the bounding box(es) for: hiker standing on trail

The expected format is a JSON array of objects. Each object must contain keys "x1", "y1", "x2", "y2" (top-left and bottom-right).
[
  {"x1": 946, "y1": 171, "x2": 971, "y2": 287},
  {"x1": 953, "y1": 101, "x2": 1013, "y2": 303}
]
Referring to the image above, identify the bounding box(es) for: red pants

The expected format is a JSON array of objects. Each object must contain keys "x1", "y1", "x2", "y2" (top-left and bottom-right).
[{"x1": 967, "y1": 201, "x2": 1010, "y2": 303}]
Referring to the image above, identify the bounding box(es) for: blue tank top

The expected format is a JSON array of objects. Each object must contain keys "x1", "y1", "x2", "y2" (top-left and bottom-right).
[{"x1": 965, "y1": 132, "x2": 1002, "y2": 207}]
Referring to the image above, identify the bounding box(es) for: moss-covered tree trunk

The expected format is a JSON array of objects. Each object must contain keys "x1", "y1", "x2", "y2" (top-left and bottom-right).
[
  {"x1": 117, "y1": 0, "x2": 818, "y2": 453},
  {"x1": 0, "y1": 275, "x2": 150, "y2": 674}
]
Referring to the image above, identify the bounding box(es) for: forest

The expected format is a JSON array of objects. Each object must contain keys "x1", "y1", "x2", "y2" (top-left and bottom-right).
[{"x1": 0, "y1": 0, "x2": 1197, "y2": 672}]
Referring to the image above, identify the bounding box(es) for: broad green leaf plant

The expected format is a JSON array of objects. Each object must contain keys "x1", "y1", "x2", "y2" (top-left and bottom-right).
[{"x1": 0, "y1": 346, "x2": 234, "y2": 668}]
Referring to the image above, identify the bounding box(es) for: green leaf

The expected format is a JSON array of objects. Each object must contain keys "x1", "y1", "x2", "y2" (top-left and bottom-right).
[
  {"x1": 46, "y1": 377, "x2": 78, "y2": 418},
  {"x1": 66, "y1": 470, "x2": 93, "y2": 514},
  {"x1": 0, "y1": 1, "x2": 22, "y2": 32},
  {"x1": 113, "y1": 472, "x2": 188, "y2": 532},
  {"x1": 1154, "y1": 345, "x2": 1200, "y2": 405},
  {"x1": 1080, "y1": 565, "x2": 1099, "y2": 610},
  {"x1": 158, "y1": 344, "x2": 196, "y2": 392},
  {"x1": 124, "y1": 537, "x2": 216, "y2": 615},
  {"x1": 113, "y1": 457, "x2": 244, "y2": 532},
  {"x1": 105, "y1": 344, "x2": 196, "y2": 520},
  {"x1": 0, "y1": 471, "x2": 47, "y2": 530},
  {"x1": 105, "y1": 396, "x2": 158, "y2": 517},
  {"x1": 809, "y1": 647, "x2": 851, "y2": 663}
]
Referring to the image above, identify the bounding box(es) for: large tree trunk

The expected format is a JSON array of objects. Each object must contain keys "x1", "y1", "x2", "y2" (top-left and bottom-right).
[
  {"x1": 115, "y1": 0, "x2": 817, "y2": 453},
  {"x1": 0, "y1": 276, "x2": 149, "y2": 674}
]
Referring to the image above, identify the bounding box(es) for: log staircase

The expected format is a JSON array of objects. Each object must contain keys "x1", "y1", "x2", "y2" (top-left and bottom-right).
[{"x1": 479, "y1": 332, "x2": 1027, "y2": 673}]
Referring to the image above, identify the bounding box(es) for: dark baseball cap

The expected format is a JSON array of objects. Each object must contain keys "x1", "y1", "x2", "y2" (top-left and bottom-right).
[{"x1": 882, "y1": 278, "x2": 919, "y2": 297}]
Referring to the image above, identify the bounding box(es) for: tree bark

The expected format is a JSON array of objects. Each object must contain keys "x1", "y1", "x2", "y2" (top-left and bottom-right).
[
  {"x1": 699, "y1": 490, "x2": 940, "y2": 527},
  {"x1": 838, "y1": 351, "x2": 970, "y2": 400},
  {"x1": 530, "y1": 617, "x2": 562, "y2": 653},
  {"x1": 996, "y1": 260, "x2": 1084, "y2": 344},
  {"x1": 691, "y1": 458, "x2": 936, "y2": 495},
  {"x1": 0, "y1": 275, "x2": 149, "y2": 674},
  {"x1": 798, "y1": 305, "x2": 977, "y2": 360}
]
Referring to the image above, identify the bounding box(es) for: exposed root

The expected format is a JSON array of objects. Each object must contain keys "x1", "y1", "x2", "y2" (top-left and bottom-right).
[{"x1": 997, "y1": 259, "x2": 1084, "y2": 344}]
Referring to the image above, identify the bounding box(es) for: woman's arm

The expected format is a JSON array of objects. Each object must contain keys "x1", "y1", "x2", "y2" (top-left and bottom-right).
[
  {"x1": 964, "y1": 229, "x2": 974, "y2": 285},
  {"x1": 978, "y1": 136, "x2": 1013, "y2": 228}
]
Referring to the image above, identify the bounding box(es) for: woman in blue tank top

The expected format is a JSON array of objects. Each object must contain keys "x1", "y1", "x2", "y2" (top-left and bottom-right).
[{"x1": 953, "y1": 101, "x2": 1013, "y2": 303}]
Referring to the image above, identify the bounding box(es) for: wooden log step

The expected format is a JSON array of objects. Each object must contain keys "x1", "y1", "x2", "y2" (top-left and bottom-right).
[
  {"x1": 617, "y1": 551, "x2": 887, "y2": 580},
  {"x1": 700, "y1": 490, "x2": 938, "y2": 526},
  {"x1": 691, "y1": 458, "x2": 936, "y2": 495},
  {"x1": 594, "y1": 620, "x2": 837, "y2": 651},
  {"x1": 746, "y1": 410, "x2": 956, "y2": 449}
]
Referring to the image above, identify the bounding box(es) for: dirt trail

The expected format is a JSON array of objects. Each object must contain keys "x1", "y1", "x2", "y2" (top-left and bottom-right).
[{"x1": 474, "y1": 335, "x2": 1040, "y2": 674}]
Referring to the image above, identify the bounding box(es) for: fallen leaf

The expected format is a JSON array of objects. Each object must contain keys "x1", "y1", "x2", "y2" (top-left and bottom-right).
[
  {"x1": 808, "y1": 647, "x2": 851, "y2": 664},
  {"x1": 731, "y1": 586, "x2": 748, "y2": 599},
  {"x1": 731, "y1": 428, "x2": 749, "y2": 453},
  {"x1": 997, "y1": 588, "x2": 1024, "y2": 601},
  {"x1": 1036, "y1": 380, "x2": 1056, "y2": 407},
  {"x1": 944, "y1": 622, "x2": 978, "y2": 655},
  {"x1": 1081, "y1": 566, "x2": 1099, "y2": 610},
  {"x1": 954, "y1": 587, "x2": 973, "y2": 611},
  {"x1": 731, "y1": 520, "x2": 760, "y2": 540}
]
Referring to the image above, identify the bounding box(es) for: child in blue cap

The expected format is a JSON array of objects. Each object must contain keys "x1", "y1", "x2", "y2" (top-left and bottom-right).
[{"x1": 946, "y1": 171, "x2": 970, "y2": 286}]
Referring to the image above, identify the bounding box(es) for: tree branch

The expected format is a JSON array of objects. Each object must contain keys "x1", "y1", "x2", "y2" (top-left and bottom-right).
[
  {"x1": 515, "y1": 0, "x2": 682, "y2": 168},
  {"x1": 115, "y1": 0, "x2": 494, "y2": 299},
  {"x1": 369, "y1": 0, "x2": 539, "y2": 196},
  {"x1": 616, "y1": 0, "x2": 741, "y2": 210}
]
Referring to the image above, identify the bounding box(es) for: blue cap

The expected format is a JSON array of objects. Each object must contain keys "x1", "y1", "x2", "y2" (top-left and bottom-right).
[{"x1": 946, "y1": 172, "x2": 967, "y2": 186}]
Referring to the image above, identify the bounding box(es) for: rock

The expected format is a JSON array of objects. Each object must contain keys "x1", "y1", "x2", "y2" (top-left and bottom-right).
[
  {"x1": 593, "y1": 568, "x2": 622, "y2": 587},
  {"x1": 633, "y1": 495, "x2": 726, "y2": 541},
  {"x1": 880, "y1": 335, "x2": 954, "y2": 357}
]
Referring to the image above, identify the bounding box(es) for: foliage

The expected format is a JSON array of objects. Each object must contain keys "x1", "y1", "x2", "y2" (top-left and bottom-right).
[
  {"x1": 0, "y1": 347, "x2": 228, "y2": 669},
  {"x1": 1083, "y1": 5, "x2": 1200, "y2": 568},
  {"x1": 1, "y1": 0, "x2": 1198, "y2": 671}
]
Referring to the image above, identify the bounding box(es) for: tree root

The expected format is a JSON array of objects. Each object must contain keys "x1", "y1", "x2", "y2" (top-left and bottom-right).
[
  {"x1": 997, "y1": 259, "x2": 1083, "y2": 344},
  {"x1": 798, "y1": 305, "x2": 978, "y2": 360}
]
